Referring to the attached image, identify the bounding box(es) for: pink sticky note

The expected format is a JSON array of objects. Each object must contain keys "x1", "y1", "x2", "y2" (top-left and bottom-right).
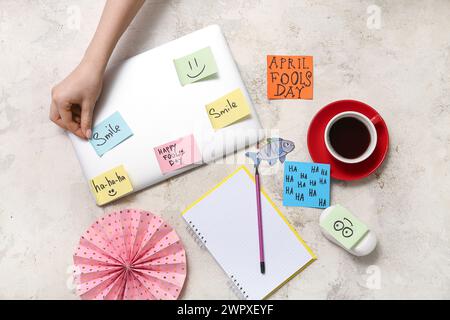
[{"x1": 154, "y1": 134, "x2": 202, "y2": 174}]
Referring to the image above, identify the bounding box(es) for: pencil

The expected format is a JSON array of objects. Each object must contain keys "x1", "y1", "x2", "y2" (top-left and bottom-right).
[{"x1": 254, "y1": 166, "x2": 265, "y2": 274}]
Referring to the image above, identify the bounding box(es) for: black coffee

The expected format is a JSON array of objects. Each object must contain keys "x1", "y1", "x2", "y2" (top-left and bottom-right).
[{"x1": 329, "y1": 117, "x2": 371, "y2": 159}]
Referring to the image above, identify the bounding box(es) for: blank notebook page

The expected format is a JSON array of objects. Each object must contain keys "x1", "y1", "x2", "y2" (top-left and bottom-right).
[{"x1": 182, "y1": 166, "x2": 316, "y2": 299}]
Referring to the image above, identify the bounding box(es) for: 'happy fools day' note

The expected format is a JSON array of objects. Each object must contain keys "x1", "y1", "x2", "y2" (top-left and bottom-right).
[
  {"x1": 320, "y1": 205, "x2": 369, "y2": 249},
  {"x1": 90, "y1": 165, "x2": 134, "y2": 206},
  {"x1": 267, "y1": 55, "x2": 313, "y2": 100},
  {"x1": 89, "y1": 111, "x2": 133, "y2": 157},
  {"x1": 174, "y1": 47, "x2": 218, "y2": 86},
  {"x1": 205, "y1": 88, "x2": 251, "y2": 129},
  {"x1": 154, "y1": 134, "x2": 202, "y2": 174},
  {"x1": 283, "y1": 161, "x2": 330, "y2": 209}
]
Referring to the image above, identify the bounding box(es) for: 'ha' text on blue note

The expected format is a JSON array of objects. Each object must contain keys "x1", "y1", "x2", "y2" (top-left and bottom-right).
[
  {"x1": 283, "y1": 161, "x2": 330, "y2": 209},
  {"x1": 89, "y1": 111, "x2": 133, "y2": 157}
]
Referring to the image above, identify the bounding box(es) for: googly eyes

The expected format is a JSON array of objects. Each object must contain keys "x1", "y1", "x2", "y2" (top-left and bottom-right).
[
  {"x1": 333, "y1": 220, "x2": 344, "y2": 231},
  {"x1": 342, "y1": 227, "x2": 353, "y2": 238},
  {"x1": 333, "y1": 220, "x2": 354, "y2": 238}
]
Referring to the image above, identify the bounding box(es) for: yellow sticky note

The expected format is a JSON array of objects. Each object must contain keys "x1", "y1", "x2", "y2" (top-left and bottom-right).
[
  {"x1": 205, "y1": 88, "x2": 251, "y2": 129},
  {"x1": 89, "y1": 165, "x2": 133, "y2": 206}
]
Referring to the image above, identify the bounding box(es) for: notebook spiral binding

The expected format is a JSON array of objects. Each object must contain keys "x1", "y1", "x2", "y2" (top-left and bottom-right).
[
  {"x1": 186, "y1": 220, "x2": 248, "y2": 299},
  {"x1": 186, "y1": 220, "x2": 207, "y2": 249},
  {"x1": 228, "y1": 275, "x2": 249, "y2": 300}
]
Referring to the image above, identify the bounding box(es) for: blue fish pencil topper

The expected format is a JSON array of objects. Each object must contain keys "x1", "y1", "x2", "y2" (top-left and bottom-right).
[{"x1": 246, "y1": 138, "x2": 295, "y2": 167}]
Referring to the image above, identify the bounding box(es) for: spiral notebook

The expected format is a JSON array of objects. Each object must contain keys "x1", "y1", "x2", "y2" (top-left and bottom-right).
[{"x1": 182, "y1": 166, "x2": 316, "y2": 299}]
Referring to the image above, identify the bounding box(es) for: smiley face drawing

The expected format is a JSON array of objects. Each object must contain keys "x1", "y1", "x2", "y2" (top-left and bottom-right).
[
  {"x1": 186, "y1": 57, "x2": 206, "y2": 79},
  {"x1": 108, "y1": 189, "x2": 118, "y2": 197},
  {"x1": 333, "y1": 218, "x2": 354, "y2": 238},
  {"x1": 174, "y1": 47, "x2": 218, "y2": 85}
]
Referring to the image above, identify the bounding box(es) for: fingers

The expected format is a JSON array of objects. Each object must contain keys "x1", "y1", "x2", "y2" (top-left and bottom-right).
[
  {"x1": 80, "y1": 100, "x2": 95, "y2": 139},
  {"x1": 49, "y1": 101, "x2": 67, "y2": 130},
  {"x1": 72, "y1": 105, "x2": 82, "y2": 124},
  {"x1": 57, "y1": 103, "x2": 85, "y2": 139},
  {"x1": 50, "y1": 87, "x2": 92, "y2": 139},
  {"x1": 58, "y1": 102, "x2": 79, "y2": 130}
]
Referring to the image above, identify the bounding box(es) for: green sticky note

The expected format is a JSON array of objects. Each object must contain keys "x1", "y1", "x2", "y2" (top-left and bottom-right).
[
  {"x1": 320, "y1": 205, "x2": 369, "y2": 249},
  {"x1": 174, "y1": 47, "x2": 218, "y2": 85}
]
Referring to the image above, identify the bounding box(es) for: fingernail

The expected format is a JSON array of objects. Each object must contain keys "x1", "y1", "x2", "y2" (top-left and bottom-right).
[{"x1": 86, "y1": 129, "x2": 92, "y2": 139}]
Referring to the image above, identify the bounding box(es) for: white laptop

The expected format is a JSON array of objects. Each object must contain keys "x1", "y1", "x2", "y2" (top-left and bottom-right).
[{"x1": 69, "y1": 25, "x2": 263, "y2": 203}]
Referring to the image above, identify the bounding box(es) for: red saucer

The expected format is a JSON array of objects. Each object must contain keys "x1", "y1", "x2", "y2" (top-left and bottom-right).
[{"x1": 307, "y1": 100, "x2": 389, "y2": 181}]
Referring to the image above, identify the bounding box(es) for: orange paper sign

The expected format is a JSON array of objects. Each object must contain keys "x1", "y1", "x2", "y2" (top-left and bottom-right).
[{"x1": 267, "y1": 55, "x2": 313, "y2": 100}]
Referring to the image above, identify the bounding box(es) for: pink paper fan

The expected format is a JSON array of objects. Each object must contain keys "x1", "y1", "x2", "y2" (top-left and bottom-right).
[{"x1": 73, "y1": 209, "x2": 187, "y2": 300}]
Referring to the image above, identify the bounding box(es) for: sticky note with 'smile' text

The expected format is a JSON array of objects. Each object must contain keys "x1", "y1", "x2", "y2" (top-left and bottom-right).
[
  {"x1": 205, "y1": 88, "x2": 251, "y2": 129},
  {"x1": 89, "y1": 111, "x2": 133, "y2": 157}
]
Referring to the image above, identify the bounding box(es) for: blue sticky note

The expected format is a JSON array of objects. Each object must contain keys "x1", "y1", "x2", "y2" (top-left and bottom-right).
[
  {"x1": 89, "y1": 112, "x2": 133, "y2": 156},
  {"x1": 283, "y1": 161, "x2": 330, "y2": 209}
]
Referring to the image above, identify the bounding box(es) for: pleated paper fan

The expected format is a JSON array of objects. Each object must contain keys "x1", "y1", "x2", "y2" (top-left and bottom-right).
[{"x1": 73, "y1": 209, "x2": 187, "y2": 300}]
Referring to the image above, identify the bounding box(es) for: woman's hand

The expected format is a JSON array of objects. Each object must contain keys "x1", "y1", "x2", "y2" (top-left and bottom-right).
[
  {"x1": 50, "y1": 59, "x2": 104, "y2": 139},
  {"x1": 50, "y1": 0, "x2": 145, "y2": 139}
]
